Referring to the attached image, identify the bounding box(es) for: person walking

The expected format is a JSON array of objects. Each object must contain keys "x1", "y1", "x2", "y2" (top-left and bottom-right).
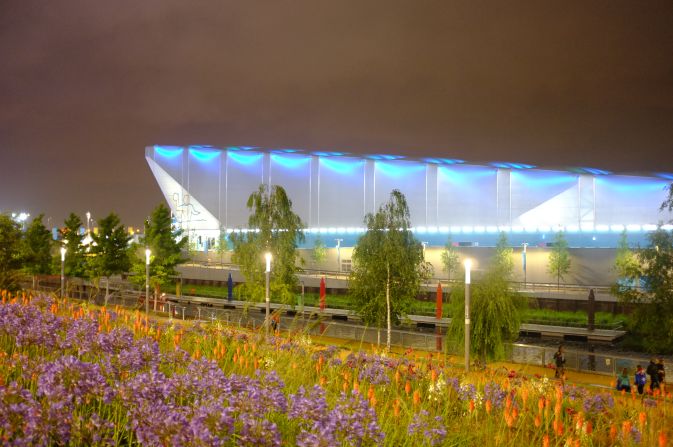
[
  {"x1": 657, "y1": 358, "x2": 666, "y2": 392},
  {"x1": 647, "y1": 358, "x2": 660, "y2": 392},
  {"x1": 616, "y1": 368, "x2": 631, "y2": 392},
  {"x1": 553, "y1": 344, "x2": 566, "y2": 380},
  {"x1": 635, "y1": 365, "x2": 647, "y2": 395}
]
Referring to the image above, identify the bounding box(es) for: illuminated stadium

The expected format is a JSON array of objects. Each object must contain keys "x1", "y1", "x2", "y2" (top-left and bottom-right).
[{"x1": 145, "y1": 145, "x2": 673, "y2": 256}]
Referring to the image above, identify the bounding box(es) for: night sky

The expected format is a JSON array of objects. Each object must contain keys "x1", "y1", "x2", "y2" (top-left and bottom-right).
[{"x1": 2, "y1": 1, "x2": 673, "y2": 227}]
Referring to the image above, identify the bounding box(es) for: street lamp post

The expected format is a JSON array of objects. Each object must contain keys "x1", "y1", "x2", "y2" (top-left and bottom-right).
[
  {"x1": 265, "y1": 252, "x2": 272, "y2": 337},
  {"x1": 522, "y1": 243, "x2": 528, "y2": 288},
  {"x1": 60, "y1": 247, "x2": 66, "y2": 299},
  {"x1": 335, "y1": 239, "x2": 343, "y2": 272},
  {"x1": 464, "y1": 259, "x2": 472, "y2": 373},
  {"x1": 145, "y1": 248, "x2": 151, "y2": 316}
]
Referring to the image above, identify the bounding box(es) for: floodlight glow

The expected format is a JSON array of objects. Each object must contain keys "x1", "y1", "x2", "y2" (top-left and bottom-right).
[
  {"x1": 499, "y1": 226, "x2": 511, "y2": 233},
  {"x1": 662, "y1": 224, "x2": 673, "y2": 231},
  {"x1": 538, "y1": 225, "x2": 551, "y2": 233},
  {"x1": 626, "y1": 224, "x2": 642, "y2": 232},
  {"x1": 60, "y1": 247, "x2": 66, "y2": 261},
  {"x1": 265, "y1": 252, "x2": 272, "y2": 272},
  {"x1": 610, "y1": 224, "x2": 625, "y2": 232},
  {"x1": 462, "y1": 226, "x2": 473, "y2": 233},
  {"x1": 595, "y1": 224, "x2": 610, "y2": 232},
  {"x1": 416, "y1": 226, "x2": 427, "y2": 234},
  {"x1": 155, "y1": 146, "x2": 183, "y2": 158},
  {"x1": 566, "y1": 225, "x2": 580, "y2": 233},
  {"x1": 439, "y1": 226, "x2": 449, "y2": 233},
  {"x1": 427, "y1": 227, "x2": 438, "y2": 234},
  {"x1": 524, "y1": 226, "x2": 537, "y2": 233},
  {"x1": 580, "y1": 224, "x2": 595, "y2": 232},
  {"x1": 145, "y1": 248, "x2": 151, "y2": 265},
  {"x1": 512, "y1": 226, "x2": 524, "y2": 233},
  {"x1": 450, "y1": 226, "x2": 461, "y2": 233},
  {"x1": 337, "y1": 227, "x2": 346, "y2": 234},
  {"x1": 320, "y1": 158, "x2": 364, "y2": 174},
  {"x1": 463, "y1": 259, "x2": 472, "y2": 284},
  {"x1": 642, "y1": 224, "x2": 657, "y2": 231},
  {"x1": 474, "y1": 226, "x2": 485, "y2": 233},
  {"x1": 270, "y1": 154, "x2": 311, "y2": 168},
  {"x1": 486, "y1": 226, "x2": 498, "y2": 233},
  {"x1": 228, "y1": 151, "x2": 263, "y2": 165},
  {"x1": 328, "y1": 227, "x2": 337, "y2": 234}
]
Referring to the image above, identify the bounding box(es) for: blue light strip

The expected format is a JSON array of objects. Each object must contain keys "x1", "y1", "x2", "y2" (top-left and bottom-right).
[
  {"x1": 228, "y1": 151, "x2": 263, "y2": 165},
  {"x1": 271, "y1": 154, "x2": 311, "y2": 169},
  {"x1": 155, "y1": 146, "x2": 183, "y2": 158},
  {"x1": 189, "y1": 148, "x2": 220, "y2": 162},
  {"x1": 320, "y1": 157, "x2": 364, "y2": 174}
]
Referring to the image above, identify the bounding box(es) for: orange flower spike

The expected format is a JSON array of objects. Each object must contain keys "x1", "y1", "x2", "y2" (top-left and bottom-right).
[
  {"x1": 393, "y1": 399, "x2": 401, "y2": 418},
  {"x1": 609, "y1": 425, "x2": 618, "y2": 442},
  {"x1": 254, "y1": 357, "x2": 259, "y2": 370},
  {"x1": 585, "y1": 420, "x2": 592, "y2": 435},
  {"x1": 412, "y1": 389, "x2": 421, "y2": 406},
  {"x1": 505, "y1": 395, "x2": 512, "y2": 411},
  {"x1": 319, "y1": 376, "x2": 327, "y2": 387},
  {"x1": 431, "y1": 369, "x2": 438, "y2": 383},
  {"x1": 555, "y1": 420, "x2": 564, "y2": 437},
  {"x1": 622, "y1": 421, "x2": 632, "y2": 441},
  {"x1": 639, "y1": 411, "x2": 647, "y2": 427},
  {"x1": 353, "y1": 381, "x2": 360, "y2": 394},
  {"x1": 512, "y1": 407, "x2": 518, "y2": 421},
  {"x1": 538, "y1": 397, "x2": 545, "y2": 414},
  {"x1": 405, "y1": 380, "x2": 412, "y2": 396},
  {"x1": 542, "y1": 434, "x2": 550, "y2": 447},
  {"x1": 394, "y1": 370, "x2": 401, "y2": 384},
  {"x1": 342, "y1": 381, "x2": 349, "y2": 393},
  {"x1": 469, "y1": 399, "x2": 475, "y2": 413},
  {"x1": 485, "y1": 400, "x2": 492, "y2": 415},
  {"x1": 534, "y1": 415, "x2": 541, "y2": 428},
  {"x1": 658, "y1": 431, "x2": 668, "y2": 447},
  {"x1": 367, "y1": 386, "x2": 375, "y2": 400},
  {"x1": 233, "y1": 354, "x2": 238, "y2": 363},
  {"x1": 521, "y1": 388, "x2": 529, "y2": 408},
  {"x1": 369, "y1": 395, "x2": 377, "y2": 408}
]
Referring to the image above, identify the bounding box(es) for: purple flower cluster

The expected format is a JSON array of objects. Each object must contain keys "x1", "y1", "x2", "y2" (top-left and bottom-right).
[
  {"x1": 582, "y1": 393, "x2": 614, "y2": 415},
  {"x1": 290, "y1": 388, "x2": 384, "y2": 446},
  {"x1": 346, "y1": 352, "x2": 398, "y2": 385},
  {"x1": 483, "y1": 381, "x2": 507, "y2": 409},
  {"x1": 408, "y1": 410, "x2": 448, "y2": 446}
]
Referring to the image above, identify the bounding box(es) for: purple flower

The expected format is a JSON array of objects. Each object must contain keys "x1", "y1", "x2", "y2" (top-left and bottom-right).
[{"x1": 408, "y1": 410, "x2": 447, "y2": 446}]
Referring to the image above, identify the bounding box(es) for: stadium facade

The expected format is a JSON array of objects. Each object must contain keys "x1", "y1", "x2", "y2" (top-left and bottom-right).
[{"x1": 145, "y1": 145, "x2": 673, "y2": 252}]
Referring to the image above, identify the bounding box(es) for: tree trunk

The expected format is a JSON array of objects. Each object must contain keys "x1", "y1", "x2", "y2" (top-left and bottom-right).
[{"x1": 386, "y1": 263, "x2": 391, "y2": 352}]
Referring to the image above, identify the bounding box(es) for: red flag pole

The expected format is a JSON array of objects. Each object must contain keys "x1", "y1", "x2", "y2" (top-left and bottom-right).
[{"x1": 319, "y1": 276, "x2": 326, "y2": 311}]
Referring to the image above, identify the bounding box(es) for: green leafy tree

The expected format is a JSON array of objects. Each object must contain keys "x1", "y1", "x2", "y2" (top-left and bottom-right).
[
  {"x1": 349, "y1": 190, "x2": 430, "y2": 350},
  {"x1": 493, "y1": 232, "x2": 514, "y2": 278},
  {"x1": 60, "y1": 213, "x2": 87, "y2": 278},
  {"x1": 215, "y1": 227, "x2": 229, "y2": 264},
  {"x1": 89, "y1": 213, "x2": 132, "y2": 303},
  {"x1": 613, "y1": 228, "x2": 673, "y2": 353},
  {"x1": 547, "y1": 231, "x2": 571, "y2": 289},
  {"x1": 231, "y1": 184, "x2": 305, "y2": 304},
  {"x1": 130, "y1": 204, "x2": 188, "y2": 297},
  {"x1": 0, "y1": 214, "x2": 24, "y2": 291},
  {"x1": 661, "y1": 183, "x2": 673, "y2": 218},
  {"x1": 447, "y1": 267, "x2": 525, "y2": 362},
  {"x1": 612, "y1": 231, "x2": 640, "y2": 288},
  {"x1": 312, "y1": 236, "x2": 328, "y2": 264},
  {"x1": 440, "y1": 236, "x2": 460, "y2": 281},
  {"x1": 22, "y1": 214, "x2": 53, "y2": 288}
]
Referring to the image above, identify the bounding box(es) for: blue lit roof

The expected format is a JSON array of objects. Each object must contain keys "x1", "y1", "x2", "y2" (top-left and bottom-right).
[{"x1": 151, "y1": 145, "x2": 673, "y2": 180}]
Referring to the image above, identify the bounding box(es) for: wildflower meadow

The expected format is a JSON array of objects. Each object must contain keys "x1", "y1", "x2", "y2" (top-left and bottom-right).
[{"x1": 0, "y1": 290, "x2": 671, "y2": 446}]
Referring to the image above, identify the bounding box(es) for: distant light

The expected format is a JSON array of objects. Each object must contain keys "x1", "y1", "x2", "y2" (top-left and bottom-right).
[
  {"x1": 595, "y1": 224, "x2": 610, "y2": 232},
  {"x1": 610, "y1": 224, "x2": 625, "y2": 232},
  {"x1": 145, "y1": 248, "x2": 151, "y2": 265},
  {"x1": 566, "y1": 225, "x2": 580, "y2": 233},
  {"x1": 474, "y1": 226, "x2": 485, "y2": 234},
  {"x1": 642, "y1": 224, "x2": 657, "y2": 231},
  {"x1": 416, "y1": 226, "x2": 427, "y2": 234},
  {"x1": 439, "y1": 226, "x2": 450, "y2": 233},
  {"x1": 450, "y1": 226, "x2": 462, "y2": 233},
  {"x1": 626, "y1": 224, "x2": 642, "y2": 232},
  {"x1": 462, "y1": 226, "x2": 473, "y2": 234},
  {"x1": 511, "y1": 226, "x2": 524, "y2": 233},
  {"x1": 60, "y1": 246, "x2": 67, "y2": 261},
  {"x1": 265, "y1": 252, "x2": 272, "y2": 272}
]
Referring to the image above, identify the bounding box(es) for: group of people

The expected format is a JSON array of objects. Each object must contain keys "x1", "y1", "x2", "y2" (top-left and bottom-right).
[
  {"x1": 553, "y1": 344, "x2": 667, "y2": 394},
  {"x1": 616, "y1": 358, "x2": 666, "y2": 394}
]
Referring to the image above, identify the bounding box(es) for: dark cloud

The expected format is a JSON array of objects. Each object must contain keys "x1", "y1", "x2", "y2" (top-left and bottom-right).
[{"x1": 1, "y1": 0, "x2": 672, "y2": 225}]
